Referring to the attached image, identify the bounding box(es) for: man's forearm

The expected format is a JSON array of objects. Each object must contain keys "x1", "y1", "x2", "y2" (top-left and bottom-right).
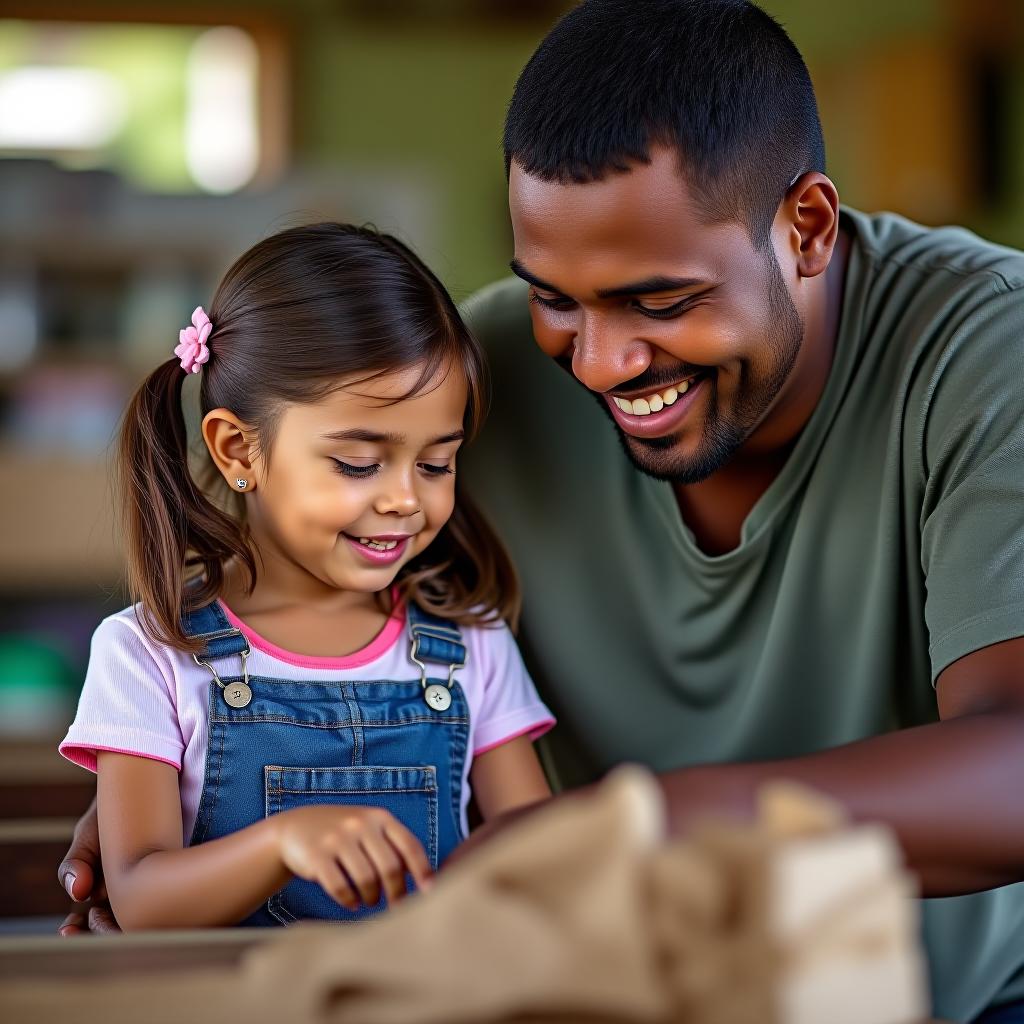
[{"x1": 659, "y1": 711, "x2": 1024, "y2": 897}]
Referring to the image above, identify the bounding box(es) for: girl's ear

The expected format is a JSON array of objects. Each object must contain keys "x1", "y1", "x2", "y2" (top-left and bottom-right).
[{"x1": 202, "y1": 408, "x2": 257, "y2": 492}]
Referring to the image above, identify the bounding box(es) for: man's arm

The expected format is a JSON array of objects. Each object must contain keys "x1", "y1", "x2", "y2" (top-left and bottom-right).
[
  {"x1": 57, "y1": 794, "x2": 121, "y2": 934},
  {"x1": 660, "y1": 634, "x2": 1024, "y2": 897}
]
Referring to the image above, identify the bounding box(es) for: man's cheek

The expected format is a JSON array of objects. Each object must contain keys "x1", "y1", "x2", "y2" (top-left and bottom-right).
[{"x1": 529, "y1": 312, "x2": 570, "y2": 359}]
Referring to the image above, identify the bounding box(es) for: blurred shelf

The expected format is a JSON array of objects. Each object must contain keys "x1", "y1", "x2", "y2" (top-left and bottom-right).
[
  {"x1": 0, "y1": 449, "x2": 122, "y2": 591},
  {"x1": 0, "y1": 737, "x2": 94, "y2": 918}
]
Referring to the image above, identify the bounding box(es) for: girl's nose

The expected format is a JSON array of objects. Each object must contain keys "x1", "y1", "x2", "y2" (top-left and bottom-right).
[{"x1": 374, "y1": 478, "x2": 420, "y2": 517}]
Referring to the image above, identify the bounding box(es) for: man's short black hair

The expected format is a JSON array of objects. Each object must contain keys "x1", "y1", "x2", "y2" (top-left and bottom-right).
[{"x1": 504, "y1": 0, "x2": 825, "y2": 249}]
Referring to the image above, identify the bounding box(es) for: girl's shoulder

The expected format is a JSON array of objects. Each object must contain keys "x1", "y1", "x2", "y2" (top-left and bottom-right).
[
  {"x1": 90, "y1": 603, "x2": 180, "y2": 673},
  {"x1": 447, "y1": 613, "x2": 525, "y2": 671}
]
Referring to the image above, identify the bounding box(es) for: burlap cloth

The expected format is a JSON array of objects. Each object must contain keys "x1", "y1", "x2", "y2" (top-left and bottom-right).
[{"x1": 0, "y1": 767, "x2": 929, "y2": 1024}]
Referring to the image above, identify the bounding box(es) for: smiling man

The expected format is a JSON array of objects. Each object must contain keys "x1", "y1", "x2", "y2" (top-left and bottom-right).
[
  {"x1": 458, "y1": 1, "x2": 1024, "y2": 1021},
  {"x1": 58, "y1": 1, "x2": 1024, "y2": 1018}
]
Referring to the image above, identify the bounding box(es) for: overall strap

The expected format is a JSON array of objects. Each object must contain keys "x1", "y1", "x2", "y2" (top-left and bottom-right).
[
  {"x1": 407, "y1": 603, "x2": 466, "y2": 686},
  {"x1": 181, "y1": 598, "x2": 250, "y2": 662}
]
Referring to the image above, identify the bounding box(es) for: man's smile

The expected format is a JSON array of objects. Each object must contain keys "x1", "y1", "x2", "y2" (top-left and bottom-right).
[
  {"x1": 609, "y1": 371, "x2": 707, "y2": 416},
  {"x1": 604, "y1": 373, "x2": 710, "y2": 438}
]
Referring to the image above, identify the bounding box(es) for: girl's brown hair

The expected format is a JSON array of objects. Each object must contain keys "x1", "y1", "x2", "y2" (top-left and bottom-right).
[{"x1": 117, "y1": 222, "x2": 519, "y2": 653}]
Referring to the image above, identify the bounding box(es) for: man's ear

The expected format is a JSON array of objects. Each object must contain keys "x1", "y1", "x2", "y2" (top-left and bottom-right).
[
  {"x1": 778, "y1": 172, "x2": 840, "y2": 280},
  {"x1": 202, "y1": 408, "x2": 257, "y2": 493}
]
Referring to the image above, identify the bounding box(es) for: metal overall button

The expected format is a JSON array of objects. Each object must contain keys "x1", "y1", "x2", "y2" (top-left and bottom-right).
[
  {"x1": 193, "y1": 645, "x2": 252, "y2": 709},
  {"x1": 409, "y1": 628, "x2": 464, "y2": 713},
  {"x1": 423, "y1": 684, "x2": 452, "y2": 712},
  {"x1": 223, "y1": 681, "x2": 252, "y2": 709}
]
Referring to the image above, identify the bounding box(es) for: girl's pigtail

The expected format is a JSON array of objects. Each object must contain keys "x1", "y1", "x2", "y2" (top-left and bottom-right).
[{"x1": 115, "y1": 359, "x2": 256, "y2": 653}]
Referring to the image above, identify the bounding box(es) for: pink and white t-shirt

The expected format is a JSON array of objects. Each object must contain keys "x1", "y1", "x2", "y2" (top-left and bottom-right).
[{"x1": 60, "y1": 601, "x2": 554, "y2": 842}]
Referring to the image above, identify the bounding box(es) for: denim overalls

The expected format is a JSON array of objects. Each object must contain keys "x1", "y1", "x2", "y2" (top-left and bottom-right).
[{"x1": 182, "y1": 597, "x2": 469, "y2": 926}]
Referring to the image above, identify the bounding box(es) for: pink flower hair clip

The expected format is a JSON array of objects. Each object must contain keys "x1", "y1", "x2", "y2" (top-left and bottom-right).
[{"x1": 174, "y1": 306, "x2": 213, "y2": 374}]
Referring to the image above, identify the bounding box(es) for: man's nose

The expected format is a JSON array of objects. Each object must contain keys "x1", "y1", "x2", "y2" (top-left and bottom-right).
[{"x1": 570, "y1": 312, "x2": 653, "y2": 393}]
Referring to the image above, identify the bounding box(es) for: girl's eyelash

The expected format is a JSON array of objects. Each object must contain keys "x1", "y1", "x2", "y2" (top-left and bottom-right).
[
  {"x1": 332, "y1": 460, "x2": 378, "y2": 478},
  {"x1": 331, "y1": 460, "x2": 454, "y2": 478}
]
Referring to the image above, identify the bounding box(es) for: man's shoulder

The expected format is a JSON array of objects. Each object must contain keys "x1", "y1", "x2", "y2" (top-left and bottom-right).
[
  {"x1": 846, "y1": 207, "x2": 1024, "y2": 297},
  {"x1": 459, "y1": 277, "x2": 531, "y2": 351}
]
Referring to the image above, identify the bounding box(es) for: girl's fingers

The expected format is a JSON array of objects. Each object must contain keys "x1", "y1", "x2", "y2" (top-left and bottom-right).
[
  {"x1": 316, "y1": 857, "x2": 360, "y2": 911},
  {"x1": 359, "y1": 833, "x2": 407, "y2": 905},
  {"x1": 338, "y1": 843, "x2": 382, "y2": 908},
  {"x1": 383, "y1": 820, "x2": 434, "y2": 893}
]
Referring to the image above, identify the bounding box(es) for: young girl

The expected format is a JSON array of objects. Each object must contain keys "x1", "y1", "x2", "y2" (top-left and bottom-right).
[{"x1": 59, "y1": 223, "x2": 554, "y2": 929}]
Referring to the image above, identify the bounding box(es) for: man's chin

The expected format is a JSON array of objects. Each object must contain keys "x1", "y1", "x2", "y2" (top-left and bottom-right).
[{"x1": 617, "y1": 425, "x2": 742, "y2": 485}]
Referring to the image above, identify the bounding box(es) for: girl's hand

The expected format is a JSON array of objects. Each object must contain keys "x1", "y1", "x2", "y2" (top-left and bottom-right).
[{"x1": 275, "y1": 805, "x2": 433, "y2": 911}]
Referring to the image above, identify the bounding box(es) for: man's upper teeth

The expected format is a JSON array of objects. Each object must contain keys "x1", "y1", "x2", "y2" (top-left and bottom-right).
[{"x1": 613, "y1": 379, "x2": 692, "y2": 416}]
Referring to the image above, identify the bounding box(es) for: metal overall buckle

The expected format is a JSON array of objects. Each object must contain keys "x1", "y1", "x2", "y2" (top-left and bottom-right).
[
  {"x1": 193, "y1": 634, "x2": 253, "y2": 709},
  {"x1": 409, "y1": 625, "x2": 465, "y2": 713}
]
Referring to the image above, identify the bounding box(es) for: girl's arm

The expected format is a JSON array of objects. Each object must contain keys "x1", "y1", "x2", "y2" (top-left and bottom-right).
[
  {"x1": 469, "y1": 735, "x2": 551, "y2": 821},
  {"x1": 97, "y1": 751, "x2": 432, "y2": 929}
]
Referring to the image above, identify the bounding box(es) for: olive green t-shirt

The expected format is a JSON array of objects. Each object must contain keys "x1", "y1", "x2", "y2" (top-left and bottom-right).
[{"x1": 460, "y1": 207, "x2": 1024, "y2": 1022}]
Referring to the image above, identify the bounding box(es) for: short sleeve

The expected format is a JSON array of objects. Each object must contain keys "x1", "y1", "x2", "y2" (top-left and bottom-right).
[
  {"x1": 465, "y1": 620, "x2": 555, "y2": 756},
  {"x1": 59, "y1": 614, "x2": 185, "y2": 772},
  {"x1": 919, "y1": 283, "x2": 1024, "y2": 681}
]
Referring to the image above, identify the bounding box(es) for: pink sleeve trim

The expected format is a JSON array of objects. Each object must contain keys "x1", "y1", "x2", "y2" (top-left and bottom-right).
[
  {"x1": 59, "y1": 742, "x2": 182, "y2": 774},
  {"x1": 473, "y1": 718, "x2": 556, "y2": 757}
]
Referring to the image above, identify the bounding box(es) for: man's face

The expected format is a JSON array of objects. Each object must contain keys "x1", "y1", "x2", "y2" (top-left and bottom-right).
[{"x1": 508, "y1": 146, "x2": 804, "y2": 484}]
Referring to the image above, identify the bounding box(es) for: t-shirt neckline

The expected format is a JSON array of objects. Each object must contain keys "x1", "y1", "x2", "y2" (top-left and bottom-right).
[{"x1": 217, "y1": 591, "x2": 407, "y2": 670}]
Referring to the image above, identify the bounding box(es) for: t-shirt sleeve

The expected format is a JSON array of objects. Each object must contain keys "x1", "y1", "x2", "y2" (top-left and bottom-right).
[
  {"x1": 919, "y1": 283, "x2": 1024, "y2": 681},
  {"x1": 59, "y1": 614, "x2": 184, "y2": 773},
  {"x1": 465, "y1": 620, "x2": 555, "y2": 756}
]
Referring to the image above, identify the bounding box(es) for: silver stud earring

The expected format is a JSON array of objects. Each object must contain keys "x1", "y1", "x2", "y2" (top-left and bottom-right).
[{"x1": 236, "y1": 478, "x2": 248, "y2": 490}]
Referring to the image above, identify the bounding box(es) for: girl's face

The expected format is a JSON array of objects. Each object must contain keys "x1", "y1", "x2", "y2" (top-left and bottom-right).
[{"x1": 241, "y1": 363, "x2": 467, "y2": 597}]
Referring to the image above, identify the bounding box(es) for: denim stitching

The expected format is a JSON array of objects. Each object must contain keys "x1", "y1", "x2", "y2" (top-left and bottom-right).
[
  {"x1": 209, "y1": 715, "x2": 469, "y2": 727},
  {"x1": 194, "y1": 681, "x2": 227, "y2": 845}
]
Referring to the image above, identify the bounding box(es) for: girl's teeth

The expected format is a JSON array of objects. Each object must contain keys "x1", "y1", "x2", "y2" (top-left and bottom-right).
[
  {"x1": 358, "y1": 538, "x2": 400, "y2": 551},
  {"x1": 613, "y1": 379, "x2": 694, "y2": 417}
]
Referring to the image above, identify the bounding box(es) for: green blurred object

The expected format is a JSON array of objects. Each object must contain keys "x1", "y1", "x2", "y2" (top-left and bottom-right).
[{"x1": 0, "y1": 635, "x2": 77, "y2": 737}]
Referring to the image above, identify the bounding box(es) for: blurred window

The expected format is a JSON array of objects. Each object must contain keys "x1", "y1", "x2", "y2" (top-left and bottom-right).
[{"x1": 0, "y1": 19, "x2": 280, "y2": 194}]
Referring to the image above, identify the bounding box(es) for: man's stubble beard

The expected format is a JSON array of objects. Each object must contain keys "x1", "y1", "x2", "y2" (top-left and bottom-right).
[{"x1": 607, "y1": 253, "x2": 805, "y2": 485}]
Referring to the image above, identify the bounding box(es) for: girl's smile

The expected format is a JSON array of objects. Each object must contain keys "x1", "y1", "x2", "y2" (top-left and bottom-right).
[
  {"x1": 342, "y1": 533, "x2": 412, "y2": 566},
  {"x1": 207, "y1": 360, "x2": 468, "y2": 602}
]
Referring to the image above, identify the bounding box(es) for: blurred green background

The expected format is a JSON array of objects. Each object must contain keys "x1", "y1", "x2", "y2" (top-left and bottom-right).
[{"x1": 0, "y1": 0, "x2": 1021, "y2": 922}]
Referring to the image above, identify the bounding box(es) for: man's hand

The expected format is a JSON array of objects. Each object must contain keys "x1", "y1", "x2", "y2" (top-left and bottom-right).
[
  {"x1": 57, "y1": 796, "x2": 120, "y2": 935},
  {"x1": 443, "y1": 794, "x2": 581, "y2": 871}
]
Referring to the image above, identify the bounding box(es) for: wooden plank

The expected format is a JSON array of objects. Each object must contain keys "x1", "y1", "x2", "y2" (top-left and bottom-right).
[{"x1": 0, "y1": 928, "x2": 274, "y2": 979}]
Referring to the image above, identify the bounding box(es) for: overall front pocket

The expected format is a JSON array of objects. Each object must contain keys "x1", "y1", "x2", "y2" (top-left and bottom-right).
[{"x1": 264, "y1": 765, "x2": 438, "y2": 924}]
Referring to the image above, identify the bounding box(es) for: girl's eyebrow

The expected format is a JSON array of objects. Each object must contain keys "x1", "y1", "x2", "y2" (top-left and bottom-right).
[{"x1": 321, "y1": 428, "x2": 465, "y2": 445}]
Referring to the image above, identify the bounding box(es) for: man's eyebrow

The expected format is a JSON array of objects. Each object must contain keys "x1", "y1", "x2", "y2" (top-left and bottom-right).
[
  {"x1": 595, "y1": 275, "x2": 707, "y2": 299},
  {"x1": 510, "y1": 259, "x2": 707, "y2": 299},
  {"x1": 321, "y1": 428, "x2": 465, "y2": 445},
  {"x1": 509, "y1": 258, "x2": 562, "y2": 293}
]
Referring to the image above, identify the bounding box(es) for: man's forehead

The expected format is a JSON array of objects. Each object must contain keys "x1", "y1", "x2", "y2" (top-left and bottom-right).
[
  {"x1": 508, "y1": 148, "x2": 754, "y2": 290},
  {"x1": 509, "y1": 148, "x2": 698, "y2": 231}
]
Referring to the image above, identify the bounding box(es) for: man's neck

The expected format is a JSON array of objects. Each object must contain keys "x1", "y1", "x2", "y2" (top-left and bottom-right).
[{"x1": 673, "y1": 225, "x2": 852, "y2": 556}]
